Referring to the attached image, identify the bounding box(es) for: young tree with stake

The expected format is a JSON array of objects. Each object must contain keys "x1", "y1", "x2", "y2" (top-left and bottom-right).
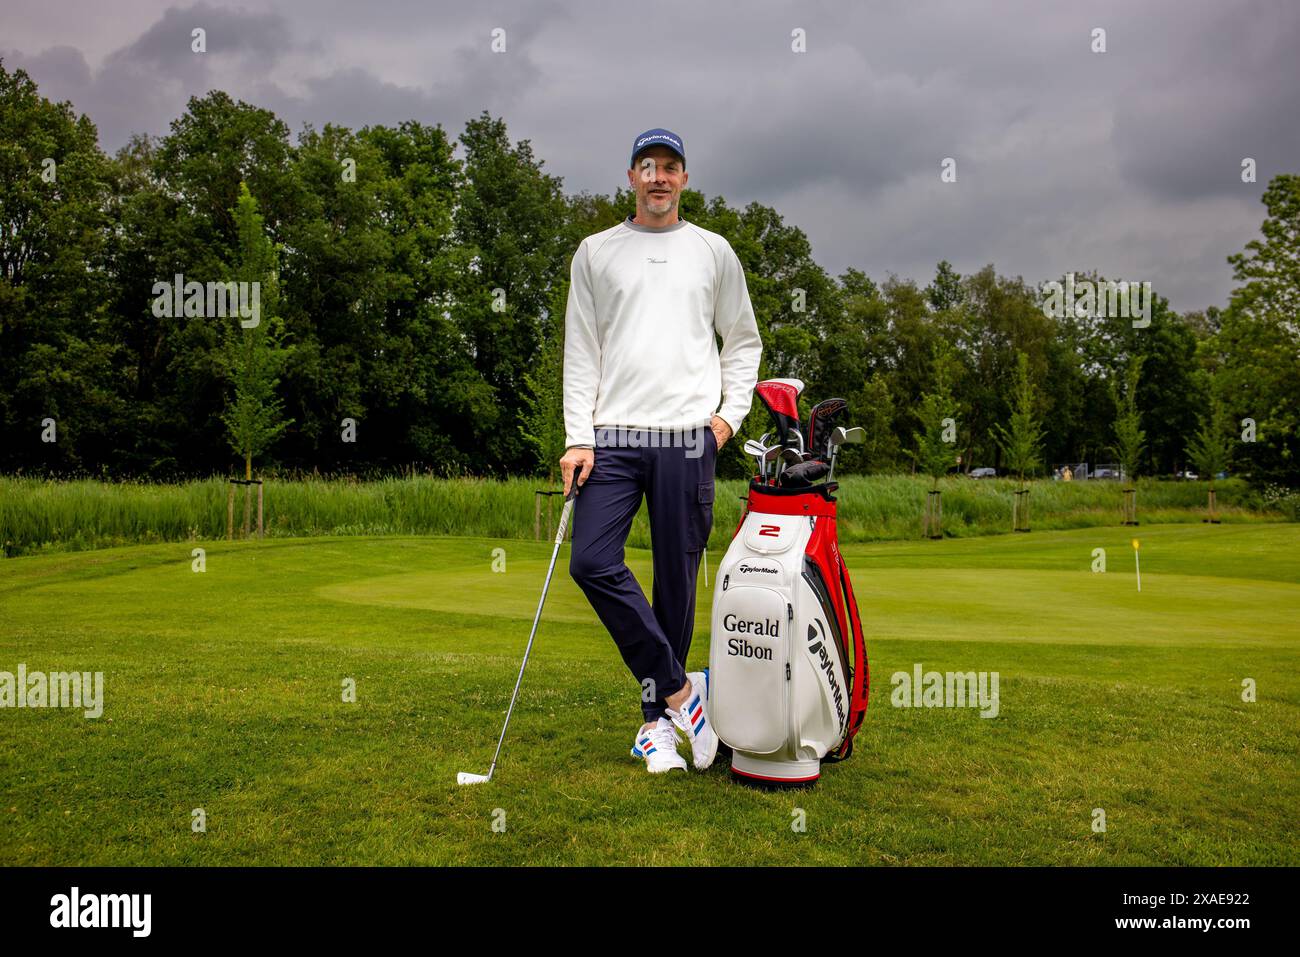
[
  {"x1": 912, "y1": 344, "x2": 960, "y2": 536},
  {"x1": 217, "y1": 183, "x2": 294, "y2": 536},
  {"x1": 990, "y1": 351, "x2": 1044, "y2": 530},
  {"x1": 1186, "y1": 391, "x2": 1231, "y2": 521},
  {"x1": 1110, "y1": 357, "x2": 1145, "y2": 524}
]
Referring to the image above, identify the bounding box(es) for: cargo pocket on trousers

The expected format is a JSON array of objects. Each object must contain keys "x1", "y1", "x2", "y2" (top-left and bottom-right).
[{"x1": 687, "y1": 480, "x2": 715, "y2": 552}]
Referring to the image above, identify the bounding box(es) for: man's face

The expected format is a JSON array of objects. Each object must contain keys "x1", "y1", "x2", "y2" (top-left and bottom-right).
[{"x1": 628, "y1": 145, "x2": 687, "y2": 216}]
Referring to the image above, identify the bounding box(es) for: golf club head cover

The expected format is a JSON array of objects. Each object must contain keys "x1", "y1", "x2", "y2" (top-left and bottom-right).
[{"x1": 778, "y1": 459, "x2": 831, "y2": 488}]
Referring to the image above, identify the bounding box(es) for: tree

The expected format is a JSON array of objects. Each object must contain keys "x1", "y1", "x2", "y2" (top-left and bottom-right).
[
  {"x1": 1213, "y1": 174, "x2": 1300, "y2": 484},
  {"x1": 1186, "y1": 392, "x2": 1230, "y2": 490},
  {"x1": 911, "y1": 345, "x2": 960, "y2": 538},
  {"x1": 520, "y1": 284, "x2": 567, "y2": 482},
  {"x1": 217, "y1": 184, "x2": 294, "y2": 483},
  {"x1": 990, "y1": 351, "x2": 1044, "y2": 488},
  {"x1": 1227, "y1": 174, "x2": 1300, "y2": 333},
  {"x1": 0, "y1": 61, "x2": 118, "y2": 474},
  {"x1": 155, "y1": 91, "x2": 295, "y2": 249},
  {"x1": 451, "y1": 112, "x2": 570, "y2": 475},
  {"x1": 853, "y1": 373, "x2": 901, "y2": 473},
  {"x1": 912, "y1": 344, "x2": 960, "y2": 489},
  {"x1": 925, "y1": 259, "x2": 964, "y2": 312},
  {"x1": 941, "y1": 266, "x2": 1052, "y2": 472},
  {"x1": 1111, "y1": 357, "x2": 1145, "y2": 483},
  {"x1": 876, "y1": 276, "x2": 940, "y2": 449},
  {"x1": 700, "y1": 194, "x2": 835, "y2": 392}
]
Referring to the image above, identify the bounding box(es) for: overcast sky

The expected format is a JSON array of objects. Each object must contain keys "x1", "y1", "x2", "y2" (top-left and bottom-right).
[{"x1": 4, "y1": 0, "x2": 1297, "y2": 312}]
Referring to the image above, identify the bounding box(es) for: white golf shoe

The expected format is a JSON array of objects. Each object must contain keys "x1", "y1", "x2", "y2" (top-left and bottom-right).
[
  {"x1": 666, "y1": 674, "x2": 718, "y2": 770},
  {"x1": 630, "y1": 719, "x2": 679, "y2": 758},
  {"x1": 628, "y1": 672, "x2": 705, "y2": 760},
  {"x1": 632, "y1": 717, "x2": 687, "y2": 773}
]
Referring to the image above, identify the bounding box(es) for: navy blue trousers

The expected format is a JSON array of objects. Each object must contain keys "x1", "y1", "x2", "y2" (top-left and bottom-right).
[{"x1": 569, "y1": 426, "x2": 716, "y2": 723}]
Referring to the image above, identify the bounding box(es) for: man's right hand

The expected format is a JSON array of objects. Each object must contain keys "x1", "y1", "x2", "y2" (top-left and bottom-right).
[{"x1": 561, "y1": 447, "x2": 595, "y2": 497}]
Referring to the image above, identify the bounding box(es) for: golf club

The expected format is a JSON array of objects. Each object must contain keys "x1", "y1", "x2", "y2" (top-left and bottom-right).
[
  {"x1": 827, "y1": 426, "x2": 865, "y2": 482},
  {"x1": 745, "y1": 438, "x2": 782, "y2": 484},
  {"x1": 775, "y1": 446, "x2": 802, "y2": 482},
  {"x1": 760, "y1": 442, "x2": 782, "y2": 483},
  {"x1": 743, "y1": 439, "x2": 769, "y2": 483},
  {"x1": 457, "y1": 464, "x2": 583, "y2": 786}
]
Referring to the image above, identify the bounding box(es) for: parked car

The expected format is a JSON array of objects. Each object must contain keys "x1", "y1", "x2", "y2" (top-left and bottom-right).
[
  {"x1": 969, "y1": 467, "x2": 997, "y2": 479},
  {"x1": 1176, "y1": 470, "x2": 1199, "y2": 480},
  {"x1": 1092, "y1": 467, "x2": 1119, "y2": 479}
]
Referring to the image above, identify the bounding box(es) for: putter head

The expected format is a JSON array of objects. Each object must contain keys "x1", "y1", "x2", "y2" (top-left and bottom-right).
[{"x1": 457, "y1": 772, "x2": 490, "y2": 786}]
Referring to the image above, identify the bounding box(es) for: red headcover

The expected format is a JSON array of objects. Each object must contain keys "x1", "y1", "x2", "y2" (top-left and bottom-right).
[{"x1": 754, "y1": 378, "x2": 801, "y2": 421}]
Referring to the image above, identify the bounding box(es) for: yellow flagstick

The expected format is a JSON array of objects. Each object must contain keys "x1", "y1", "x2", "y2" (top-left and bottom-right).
[{"x1": 1132, "y1": 538, "x2": 1141, "y2": 592}]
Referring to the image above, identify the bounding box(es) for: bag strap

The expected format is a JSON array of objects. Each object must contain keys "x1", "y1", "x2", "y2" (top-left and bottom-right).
[{"x1": 829, "y1": 548, "x2": 869, "y2": 759}]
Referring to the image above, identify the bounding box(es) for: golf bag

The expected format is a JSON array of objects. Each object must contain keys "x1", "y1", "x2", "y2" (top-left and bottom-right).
[{"x1": 708, "y1": 479, "x2": 869, "y2": 787}]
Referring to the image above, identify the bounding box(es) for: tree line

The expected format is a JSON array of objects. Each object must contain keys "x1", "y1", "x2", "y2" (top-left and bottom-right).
[{"x1": 2, "y1": 61, "x2": 1297, "y2": 485}]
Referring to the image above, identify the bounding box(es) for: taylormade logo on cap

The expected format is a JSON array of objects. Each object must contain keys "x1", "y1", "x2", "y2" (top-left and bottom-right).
[
  {"x1": 636, "y1": 133, "x2": 681, "y2": 150},
  {"x1": 630, "y1": 128, "x2": 686, "y2": 168}
]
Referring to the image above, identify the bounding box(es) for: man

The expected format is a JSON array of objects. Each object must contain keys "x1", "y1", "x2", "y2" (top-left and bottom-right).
[{"x1": 559, "y1": 128, "x2": 762, "y2": 774}]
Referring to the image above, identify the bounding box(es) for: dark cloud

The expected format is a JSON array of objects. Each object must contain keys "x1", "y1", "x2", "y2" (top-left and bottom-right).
[
  {"x1": 114, "y1": 1, "x2": 285, "y2": 72},
  {"x1": 3, "y1": 0, "x2": 1298, "y2": 312},
  {"x1": 5, "y1": 3, "x2": 292, "y2": 150},
  {"x1": 1110, "y1": 0, "x2": 1300, "y2": 201}
]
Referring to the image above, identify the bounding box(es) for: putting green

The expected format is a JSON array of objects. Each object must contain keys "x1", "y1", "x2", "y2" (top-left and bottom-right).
[{"x1": 317, "y1": 524, "x2": 1299, "y2": 649}]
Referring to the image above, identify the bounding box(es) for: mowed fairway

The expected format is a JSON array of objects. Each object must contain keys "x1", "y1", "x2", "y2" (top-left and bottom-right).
[{"x1": 1, "y1": 523, "x2": 1296, "y2": 865}]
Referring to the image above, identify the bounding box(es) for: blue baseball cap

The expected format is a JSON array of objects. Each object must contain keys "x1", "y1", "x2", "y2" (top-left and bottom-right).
[{"x1": 630, "y1": 128, "x2": 686, "y2": 170}]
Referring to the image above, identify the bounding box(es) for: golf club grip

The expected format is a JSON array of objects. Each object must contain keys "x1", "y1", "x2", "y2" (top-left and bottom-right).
[
  {"x1": 567, "y1": 464, "x2": 584, "y2": 501},
  {"x1": 554, "y1": 465, "x2": 583, "y2": 544}
]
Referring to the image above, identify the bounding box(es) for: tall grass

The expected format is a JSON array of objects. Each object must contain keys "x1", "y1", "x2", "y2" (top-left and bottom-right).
[{"x1": 0, "y1": 473, "x2": 1286, "y2": 557}]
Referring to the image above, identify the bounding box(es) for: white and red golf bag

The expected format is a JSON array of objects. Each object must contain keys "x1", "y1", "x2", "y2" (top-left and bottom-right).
[{"x1": 708, "y1": 480, "x2": 869, "y2": 787}]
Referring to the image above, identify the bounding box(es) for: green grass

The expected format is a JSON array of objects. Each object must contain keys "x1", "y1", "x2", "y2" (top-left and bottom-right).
[
  {"x1": 0, "y1": 473, "x2": 1285, "y2": 557},
  {"x1": 1, "y1": 523, "x2": 1296, "y2": 865}
]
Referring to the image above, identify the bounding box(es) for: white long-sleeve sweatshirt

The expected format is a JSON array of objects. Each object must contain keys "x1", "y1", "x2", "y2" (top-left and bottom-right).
[{"x1": 563, "y1": 215, "x2": 763, "y2": 449}]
